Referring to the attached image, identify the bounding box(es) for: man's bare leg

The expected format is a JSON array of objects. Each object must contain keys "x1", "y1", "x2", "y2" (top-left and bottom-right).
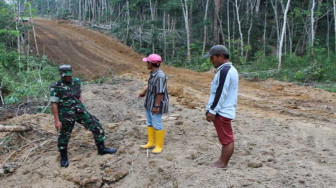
[{"x1": 212, "y1": 142, "x2": 234, "y2": 168}]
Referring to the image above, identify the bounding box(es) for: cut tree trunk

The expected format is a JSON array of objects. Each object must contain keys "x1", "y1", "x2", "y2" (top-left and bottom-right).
[{"x1": 0, "y1": 125, "x2": 32, "y2": 132}]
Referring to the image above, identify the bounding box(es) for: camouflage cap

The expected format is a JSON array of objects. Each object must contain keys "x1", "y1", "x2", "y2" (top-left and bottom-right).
[{"x1": 59, "y1": 64, "x2": 72, "y2": 77}]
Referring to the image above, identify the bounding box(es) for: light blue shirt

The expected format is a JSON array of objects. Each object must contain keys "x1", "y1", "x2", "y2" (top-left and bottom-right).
[{"x1": 206, "y1": 62, "x2": 239, "y2": 119}]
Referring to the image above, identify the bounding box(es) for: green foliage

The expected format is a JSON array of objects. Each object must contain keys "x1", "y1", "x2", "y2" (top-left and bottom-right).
[
  {"x1": 302, "y1": 64, "x2": 325, "y2": 82},
  {"x1": 239, "y1": 46, "x2": 336, "y2": 92},
  {"x1": 23, "y1": 3, "x2": 31, "y2": 16},
  {"x1": 92, "y1": 77, "x2": 108, "y2": 84},
  {"x1": 0, "y1": 0, "x2": 57, "y2": 111},
  {"x1": 165, "y1": 48, "x2": 212, "y2": 72},
  {"x1": 0, "y1": 29, "x2": 19, "y2": 37},
  {"x1": 0, "y1": 45, "x2": 19, "y2": 69},
  {"x1": 0, "y1": 1, "x2": 16, "y2": 48},
  {"x1": 0, "y1": 2, "x2": 15, "y2": 28},
  {"x1": 317, "y1": 83, "x2": 336, "y2": 93},
  {"x1": 137, "y1": 48, "x2": 151, "y2": 55},
  {"x1": 110, "y1": 0, "x2": 125, "y2": 6},
  {"x1": 163, "y1": 0, "x2": 182, "y2": 13},
  {"x1": 294, "y1": 70, "x2": 304, "y2": 81},
  {"x1": 198, "y1": 59, "x2": 212, "y2": 72},
  {"x1": 0, "y1": 45, "x2": 58, "y2": 105},
  {"x1": 255, "y1": 51, "x2": 277, "y2": 69},
  {"x1": 57, "y1": 9, "x2": 72, "y2": 20}
]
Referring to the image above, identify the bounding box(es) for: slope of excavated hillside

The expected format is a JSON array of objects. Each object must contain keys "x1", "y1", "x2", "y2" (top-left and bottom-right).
[{"x1": 0, "y1": 19, "x2": 335, "y2": 187}]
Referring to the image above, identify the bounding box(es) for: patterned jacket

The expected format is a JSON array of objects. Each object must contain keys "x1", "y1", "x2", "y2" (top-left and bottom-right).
[
  {"x1": 144, "y1": 68, "x2": 169, "y2": 113},
  {"x1": 50, "y1": 78, "x2": 86, "y2": 120}
]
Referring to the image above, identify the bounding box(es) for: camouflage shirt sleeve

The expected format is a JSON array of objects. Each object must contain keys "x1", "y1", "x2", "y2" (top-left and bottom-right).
[
  {"x1": 50, "y1": 83, "x2": 60, "y2": 103},
  {"x1": 73, "y1": 77, "x2": 81, "y2": 85},
  {"x1": 73, "y1": 77, "x2": 81, "y2": 96}
]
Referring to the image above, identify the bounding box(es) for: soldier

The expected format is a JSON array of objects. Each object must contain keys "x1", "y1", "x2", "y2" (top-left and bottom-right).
[{"x1": 50, "y1": 64, "x2": 117, "y2": 168}]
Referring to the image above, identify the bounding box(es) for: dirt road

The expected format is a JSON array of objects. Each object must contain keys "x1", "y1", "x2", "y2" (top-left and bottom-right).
[{"x1": 0, "y1": 19, "x2": 335, "y2": 187}]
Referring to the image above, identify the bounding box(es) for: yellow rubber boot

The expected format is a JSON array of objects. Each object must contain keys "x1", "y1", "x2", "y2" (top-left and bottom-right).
[
  {"x1": 140, "y1": 126, "x2": 155, "y2": 149},
  {"x1": 152, "y1": 130, "x2": 165, "y2": 154}
]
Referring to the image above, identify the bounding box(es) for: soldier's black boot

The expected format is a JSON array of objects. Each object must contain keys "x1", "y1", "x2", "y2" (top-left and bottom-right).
[
  {"x1": 60, "y1": 149, "x2": 69, "y2": 167},
  {"x1": 97, "y1": 142, "x2": 117, "y2": 155}
]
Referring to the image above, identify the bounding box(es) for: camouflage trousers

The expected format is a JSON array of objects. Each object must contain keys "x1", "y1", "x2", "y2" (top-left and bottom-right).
[{"x1": 58, "y1": 109, "x2": 105, "y2": 151}]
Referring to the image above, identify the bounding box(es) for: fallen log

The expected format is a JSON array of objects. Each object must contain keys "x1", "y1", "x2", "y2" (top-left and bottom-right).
[{"x1": 0, "y1": 124, "x2": 32, "y2": 132}]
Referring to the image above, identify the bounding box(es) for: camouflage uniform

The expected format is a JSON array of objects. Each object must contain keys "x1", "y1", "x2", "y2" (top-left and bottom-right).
[{"x1": 50, "y1": 77, "x2": 105, "y2": 151}]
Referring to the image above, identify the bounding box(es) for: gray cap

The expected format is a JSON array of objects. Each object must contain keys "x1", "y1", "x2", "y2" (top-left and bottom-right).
[{"x1": 203, "y1": 45, "x2": 229, "y2": 58}]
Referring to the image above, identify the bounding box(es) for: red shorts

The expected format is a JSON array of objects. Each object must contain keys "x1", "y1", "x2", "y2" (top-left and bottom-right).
[{"x1": 213, "y1": 115, "x2": 234, "y2": 145}]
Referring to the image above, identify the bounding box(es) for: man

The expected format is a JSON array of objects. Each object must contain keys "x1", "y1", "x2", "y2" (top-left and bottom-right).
[
  {"x1": 50, "y1": 64, "x2": 117, "y2": 168},
  {"x1": 138, "y1": 54, "x2": 169, "y2": 154},
  {"x1": 204, "y1": 45, "x2": 239, "y2": 169}
]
